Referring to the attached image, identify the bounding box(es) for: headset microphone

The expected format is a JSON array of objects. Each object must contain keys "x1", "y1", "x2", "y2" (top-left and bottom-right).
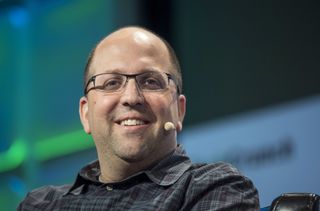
[{"x1": 164, "y1": 122, "x2": 175, "y2": 131}]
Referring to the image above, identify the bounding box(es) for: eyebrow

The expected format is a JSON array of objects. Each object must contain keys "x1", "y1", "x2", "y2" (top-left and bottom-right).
[{"x1": 99, "y1": 68, "x2": 163, "y2": 75}]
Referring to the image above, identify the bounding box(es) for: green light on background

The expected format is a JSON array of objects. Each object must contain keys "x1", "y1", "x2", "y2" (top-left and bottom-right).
[
  {"x1": 0, "y1": 138, "x2": 27, "y2": 172},
  {"x1": 35, "y1": 129, "x2": 94, "y2": 161},
  {"x1": 0, "y1": 130, "x2": 94, "y2": 173}
]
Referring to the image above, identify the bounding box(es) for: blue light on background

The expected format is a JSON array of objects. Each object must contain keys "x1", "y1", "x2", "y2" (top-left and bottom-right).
[
  {"x1": 8, "y1": 7, "x2": 29, "y2": 28},
  {"x1": 9, "y1": 175, "x2": 27, "y2": 198}
]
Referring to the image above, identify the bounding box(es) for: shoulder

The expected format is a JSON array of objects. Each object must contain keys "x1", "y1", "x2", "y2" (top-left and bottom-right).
[
  {"x1": 17, "y1": 184, "x2": 71, "y2": 210},
  {"x1": 181, "y1": 162, "x2": 260, "y2": 210},
  {"x1": 187, "y1": 161, "x2": 256, "y2": 190},
  {"x1": 188, "y1": 161, "x2": 244, "y2": 180}
]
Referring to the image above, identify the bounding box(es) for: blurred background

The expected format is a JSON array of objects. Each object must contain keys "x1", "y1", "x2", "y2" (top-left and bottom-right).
[{"x1": 1, "y1": 0, "x2": 320, "y2": 209}]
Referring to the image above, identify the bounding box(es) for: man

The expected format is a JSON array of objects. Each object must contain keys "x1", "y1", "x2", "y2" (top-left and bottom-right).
[{"x1": 18, "y1": 26, "x2": 259, "y2": 210}]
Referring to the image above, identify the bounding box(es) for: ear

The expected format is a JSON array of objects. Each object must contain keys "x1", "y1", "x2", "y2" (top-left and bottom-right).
[
  {"x1": 176, "y1": 94, "x2": 186, "y2": 132},
  {"x1": 79, "y1": 96, "x2": 91, "y2": 134}
]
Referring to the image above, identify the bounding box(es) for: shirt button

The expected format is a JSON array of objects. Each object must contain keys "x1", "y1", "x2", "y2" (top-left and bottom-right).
[{"x1": 106, "y1": 186, "x2": 113, "y2": 191}]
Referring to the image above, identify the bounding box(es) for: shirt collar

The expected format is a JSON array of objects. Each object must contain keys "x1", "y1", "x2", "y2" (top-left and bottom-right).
[
  {"x1": 145, "y1": 145, "x2": 192, "y2": 186},
  {"x1": 65, "y1": 145, "x2": 192, "y2": 195}
]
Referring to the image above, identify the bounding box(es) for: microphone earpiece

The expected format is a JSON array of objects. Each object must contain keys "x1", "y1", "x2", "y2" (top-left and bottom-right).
[{"x1": 164, "y1": 122, "x2": 175, "y2": 131}]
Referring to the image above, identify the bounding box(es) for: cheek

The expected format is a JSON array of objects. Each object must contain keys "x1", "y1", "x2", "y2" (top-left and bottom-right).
[
  {"x1": 88, "y1": 96, "x2": 118, "y2": 121},
  {"x1": 147, "y1": 94, "x2": 178, "y2": 118}
]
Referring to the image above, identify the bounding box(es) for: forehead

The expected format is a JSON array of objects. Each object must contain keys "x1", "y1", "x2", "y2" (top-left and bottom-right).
[{"x1": 90, "y1": 29, "x2": 172, "y2": 75}]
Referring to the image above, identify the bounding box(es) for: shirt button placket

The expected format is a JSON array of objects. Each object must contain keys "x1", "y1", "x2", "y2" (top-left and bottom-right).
[{"x1": 106, "y1": 185, "x2": 113, "y2": 191}]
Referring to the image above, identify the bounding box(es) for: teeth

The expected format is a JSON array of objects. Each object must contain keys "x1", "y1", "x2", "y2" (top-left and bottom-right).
[{"x1": 120, "y1": 119, "x2": 146, "y2": 126}]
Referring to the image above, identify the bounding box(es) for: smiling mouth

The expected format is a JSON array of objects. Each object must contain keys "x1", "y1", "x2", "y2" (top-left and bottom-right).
[{"x1": 119, "y1": 119, "x2": 148, "y2": 126}]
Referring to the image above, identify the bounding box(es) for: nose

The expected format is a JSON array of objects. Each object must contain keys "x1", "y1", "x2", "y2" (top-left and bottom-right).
[{"x1": 119, "y1": 78, "x2": 145, "y2": 107}]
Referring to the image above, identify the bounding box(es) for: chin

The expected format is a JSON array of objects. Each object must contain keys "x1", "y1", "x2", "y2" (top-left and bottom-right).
[
  {"x1": 117, "y1": 145, "x2": 151, "y2": 163},
  {"x1": 119, "y1": 152, "x2": 150, "y2": 163}
]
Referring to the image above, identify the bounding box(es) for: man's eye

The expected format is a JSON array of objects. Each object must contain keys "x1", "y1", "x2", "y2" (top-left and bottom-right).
[
  {"x1": 103, "y1": 79, "x2": 122, "y2": 90},
  {"x1": 140, "y1": 77, "x2": 164, "y2": 90},
  {"x1": 146, "y1": 78, "x2": 160, "y2": 85}
]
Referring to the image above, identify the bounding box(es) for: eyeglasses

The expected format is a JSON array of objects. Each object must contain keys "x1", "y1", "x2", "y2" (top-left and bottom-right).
[{"x1": 84, "y1": 71, "x2": 178, "y2": 95}]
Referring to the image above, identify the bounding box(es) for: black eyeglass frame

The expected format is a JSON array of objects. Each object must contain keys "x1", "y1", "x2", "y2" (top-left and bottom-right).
[{"x1": 84, "y1": 71, "x2": 180, "y2": 95}]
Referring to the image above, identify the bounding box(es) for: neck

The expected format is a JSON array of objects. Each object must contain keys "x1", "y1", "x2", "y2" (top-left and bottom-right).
[{"x1": 98, "y1": 157, "x2": 145, "y2": 183}]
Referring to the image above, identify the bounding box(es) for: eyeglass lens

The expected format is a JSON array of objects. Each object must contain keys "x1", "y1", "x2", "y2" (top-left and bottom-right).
[{"x1": 91, "y1": 72, "x2": 169, "y2": 93}]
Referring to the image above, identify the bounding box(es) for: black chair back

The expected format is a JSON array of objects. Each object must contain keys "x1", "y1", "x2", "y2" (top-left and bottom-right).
[{"x1": 269, "y1": 193, "x2": 319, "y2": 211}]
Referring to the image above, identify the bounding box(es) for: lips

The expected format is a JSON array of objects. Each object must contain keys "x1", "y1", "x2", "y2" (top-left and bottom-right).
[
  {"x1": 115, "y1": 116, "x2": 150, "y2": 127},
  {"x1": 120, "y1": 119, "x2": 147, "y2": 126}
]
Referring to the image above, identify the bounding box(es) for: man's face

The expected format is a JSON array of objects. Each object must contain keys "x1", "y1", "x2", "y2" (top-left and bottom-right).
[{"x1": 79, "y1": 30, "x2": 186, "y2": 164}]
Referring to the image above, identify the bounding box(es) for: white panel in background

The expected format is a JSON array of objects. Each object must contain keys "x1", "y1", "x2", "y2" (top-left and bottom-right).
[{"x1": 180, "y1": 95, "x2": 320, "y2": 207}]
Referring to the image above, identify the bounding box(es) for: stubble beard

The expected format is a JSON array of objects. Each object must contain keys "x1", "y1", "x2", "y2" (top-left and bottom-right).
[{"x1": 107, "y1": 127, "x2": 157, "y2": 163}]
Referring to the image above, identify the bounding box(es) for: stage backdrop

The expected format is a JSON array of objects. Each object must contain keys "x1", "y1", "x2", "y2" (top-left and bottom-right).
[{"x1": 180, "y1": 95, "x2": 320, "y2": 207}]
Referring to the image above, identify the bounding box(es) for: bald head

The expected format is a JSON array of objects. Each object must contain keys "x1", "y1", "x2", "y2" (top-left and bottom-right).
[
  {"x1": 97, "y1": 27, "x2": 161, "y2": 49},
  {"x1": 83, "y1": 26, "x2": 182, "y2": 95}
]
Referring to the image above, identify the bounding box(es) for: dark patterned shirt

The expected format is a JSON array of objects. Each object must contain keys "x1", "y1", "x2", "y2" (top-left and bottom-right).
[{"x1": 18, "y1": 146, "x2": 259, "y2": 210}]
